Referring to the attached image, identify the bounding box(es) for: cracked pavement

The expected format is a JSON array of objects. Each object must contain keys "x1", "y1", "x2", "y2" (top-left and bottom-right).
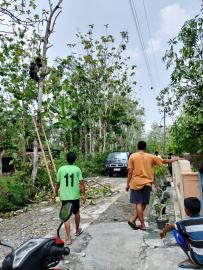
[{"x1": 0, "y1": 177, "x2": 185, "y2": 269}]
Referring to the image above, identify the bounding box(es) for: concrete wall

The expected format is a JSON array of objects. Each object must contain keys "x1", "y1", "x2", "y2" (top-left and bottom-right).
[{"x1": 172, "y1": 160, "x2": 199, "y2": 219}]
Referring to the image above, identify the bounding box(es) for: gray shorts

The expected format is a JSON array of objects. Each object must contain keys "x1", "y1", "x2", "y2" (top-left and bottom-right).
[{"x1": 130, "y1": 186, "x2": 151, "y2": 205}]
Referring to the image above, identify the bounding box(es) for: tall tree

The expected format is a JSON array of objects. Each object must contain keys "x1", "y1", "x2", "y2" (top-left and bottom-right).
[
  {"x1": 157, "y1": 11, "x2": 203, "y2": 115},
  {"x1": 0, "y1": 0, "x2": 63, "y2": 186},
  {"x1": 157, "y1": 11, "x2": 203, "y2": 153},
  {"x1": 47, "y1": 26, "x2": 143, "y2": 154},
  {"x1": 145, "y1": 123, "x2": 166, "y2": 154}
]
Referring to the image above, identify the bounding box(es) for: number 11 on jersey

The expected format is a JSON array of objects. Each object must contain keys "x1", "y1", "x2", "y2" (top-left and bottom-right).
[{"x1": 65, "y1": 173, "x2": 74, "y2": 187}]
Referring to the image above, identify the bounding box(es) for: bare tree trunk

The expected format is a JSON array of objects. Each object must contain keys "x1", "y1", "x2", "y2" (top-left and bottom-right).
[
  {"x1": 89, "y1": 128, "x2": 92, "y2": 153},
  {"x1": 85, "y1": 133, "x2": 88, "y2": 157},
  {"x1": 70, "y1": 132, "x2": 73, "y2": 149},
  {"x1": 31, "y1": 82, "x2": 43, "y2": 186},
  {"x1": 31, "y1": 139, "x2": 38, "y2": 185},
  {"x1": 102, "y1": 124, "x2": 107, "y2": 153},
  {"x1": 92, "y1": 133, "x2": 95, "y2": 153},
  {"x1": 0, "y1": 150, "x2": 5, "y2": 176},
  {"x1": 99, "y1": 116, "x2": 102, "y2": 153},
  {"x1": 31, "y1": 0, "x2": 63, "y2": 186},
  {"x1": 22, "y1": 118, "x2": 26, "y2": 162},
  {"x1": 79, "y1": 128, "x2": 83, "y2": 152},
  {"x1": 63, "y1": 130, "x2": 68, "y2": 151}
]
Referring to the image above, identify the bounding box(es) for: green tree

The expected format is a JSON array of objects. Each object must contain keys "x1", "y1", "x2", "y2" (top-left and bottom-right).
[
  {"x1": 157, "y1": 11, "x2": 203, "y2": 153},
  {"x1": 0, "y1": 0, "x2": 63, "y2": 187},
  {"x1": 168, "y1": 113, "x2": 203, "y2": 154},
  {"x1": 48, "y1": 25, "x2": 143, "y2": 154},
  {"x1": 145, "y1": 123, "x2": 166, "y2": 154}
]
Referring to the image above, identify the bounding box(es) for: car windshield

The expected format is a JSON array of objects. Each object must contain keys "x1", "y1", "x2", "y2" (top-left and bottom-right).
[{"x1": 107, "y1": 153, "x2": 128, "y2": 160}]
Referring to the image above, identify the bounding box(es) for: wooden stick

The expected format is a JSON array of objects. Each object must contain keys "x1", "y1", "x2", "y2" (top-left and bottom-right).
[{"x1": 41, "y1": 123, "x2": 57, "y2": 175}]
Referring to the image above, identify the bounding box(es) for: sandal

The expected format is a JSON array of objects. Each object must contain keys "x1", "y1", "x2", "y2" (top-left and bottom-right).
[
  {"x1": 178, "y1": 261, "x2": 200, "y2": 269},
  {"x1": 138, "y1": 225, "x2": 147, "y2": 231},
  {"x1": 75, "y1": 228, "x2": 83, "y2": 237},
  {"x1": 128, "y1": 221, "x2": 139, "y2": 230},
  {"x1": 65, "y1": 239, "x2": 72, "y2": 245}
]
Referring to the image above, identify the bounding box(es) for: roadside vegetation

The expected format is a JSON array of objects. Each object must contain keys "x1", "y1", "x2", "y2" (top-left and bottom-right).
[
  {"x1": 157, "y1": 11, "x2": 203, "y2": 155},
  {"x1": 0, "y1": 1, "x2": 202, "y2": 211},
  {"x1": 0, "y1": 0, "x2": 143, "y2": 211}
]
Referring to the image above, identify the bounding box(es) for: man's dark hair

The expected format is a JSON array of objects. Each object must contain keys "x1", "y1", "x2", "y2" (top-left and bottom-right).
[
  {"x1": 184, "y1": 197, "x2": 201, "y2": 215},
  {"x1": 137, "y1": 141, "x2": 147, "y2": 150},
  {"x1": 66, "y1": 152, "x2": 76, "y2": 164},
  {"x1": 155, "y1": 151, "x2": 158, "y2": 155}
]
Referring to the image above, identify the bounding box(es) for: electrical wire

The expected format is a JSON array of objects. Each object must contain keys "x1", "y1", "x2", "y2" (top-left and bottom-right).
[
  {"x1": 129, "y1": 0, "x2": 154, "y2": 90},
  {"x1": 142, "y1": 0, "x2": 161, "y2": 92}
]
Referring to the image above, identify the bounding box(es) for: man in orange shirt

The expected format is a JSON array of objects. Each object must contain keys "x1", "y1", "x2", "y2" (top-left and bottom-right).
[{"x1": 126, "y1": 141, "x2": 179, "y2": 230}]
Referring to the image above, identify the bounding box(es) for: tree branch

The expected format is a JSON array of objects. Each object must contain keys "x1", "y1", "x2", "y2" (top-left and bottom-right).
[
  {"x1": 42, "y1": 0, "x2": 63, "y2": 57},
  {"x1": 0, "y1": 7, "x2": 27, "y2": 24},
  {"x1": 48, "y1": 0, "x2": 53, "y2": 13},
  {"x1": 50, "y1": 10, "x2": 62, "y2": 33}
]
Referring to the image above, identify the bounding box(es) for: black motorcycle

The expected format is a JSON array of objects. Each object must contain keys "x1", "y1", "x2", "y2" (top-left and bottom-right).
[{"x1": 0, "y1": 202, "x2": 73, "y2": 270}]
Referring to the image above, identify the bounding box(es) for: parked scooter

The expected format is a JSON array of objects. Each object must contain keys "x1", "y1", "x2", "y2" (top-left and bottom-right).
[{"x1": 0, "y1": 202, "x2": 73, "y2": 270}]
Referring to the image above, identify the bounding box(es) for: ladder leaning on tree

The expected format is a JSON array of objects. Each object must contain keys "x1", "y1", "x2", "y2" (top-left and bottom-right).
[{"x1": 33, "y1": 117, "x2": 56, "y2": 194}]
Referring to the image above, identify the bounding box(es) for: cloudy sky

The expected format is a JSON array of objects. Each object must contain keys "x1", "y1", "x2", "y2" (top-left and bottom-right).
[{"x1": 46, "y1": 0, "x2": 201, "y2": 131}]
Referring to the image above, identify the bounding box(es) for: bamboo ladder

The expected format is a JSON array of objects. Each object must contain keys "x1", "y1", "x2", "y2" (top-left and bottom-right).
[{"x1": 33, "y1": 117, "x2": 56, "y2": 194}]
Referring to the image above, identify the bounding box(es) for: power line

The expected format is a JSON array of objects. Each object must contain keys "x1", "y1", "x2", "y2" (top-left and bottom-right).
[
  {"x1": 142, "y1": 0, "x2": 161, "y2": 91},
  {"x1": 129, "y1": 0, "x2": 154, "y2": 91}
]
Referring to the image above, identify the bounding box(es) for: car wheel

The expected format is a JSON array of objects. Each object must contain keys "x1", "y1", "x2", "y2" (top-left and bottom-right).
[{"x1": 109, "y1": 172, "x2": 113, "y2": 177}]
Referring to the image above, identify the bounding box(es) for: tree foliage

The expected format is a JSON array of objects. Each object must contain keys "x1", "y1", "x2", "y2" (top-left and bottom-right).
[
  {"x1": 46, "y1": 25, "x2": 144, "y2": 153},
  {"x1": 0, "y1": 2, "x2": 144, "y2": 184},
  {"x1": 168, "y1": 113, "x2": 203, "y2": 154},
  {"x1": 145, "y1": 123, "x2": 166, "y2": 155},
  {"x1": 157, "y1": 10, "x2": 203, "y2": 154}
]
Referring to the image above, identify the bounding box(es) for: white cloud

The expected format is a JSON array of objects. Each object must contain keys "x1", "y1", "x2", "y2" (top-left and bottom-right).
[
  {"x1": 160, "y1": 3, "x2": 189, "y2": 36},
  {"x1": 146, "y1": 38, "x2": 161, "y2": 55},
  {"x1": 146, "y1": 3, "x2": 189, "y2": 55}
]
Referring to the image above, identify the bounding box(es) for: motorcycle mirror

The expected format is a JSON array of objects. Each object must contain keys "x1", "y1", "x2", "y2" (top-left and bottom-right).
[{"x1": 59, "y1": 202, "x2": 72, "y2": 222}]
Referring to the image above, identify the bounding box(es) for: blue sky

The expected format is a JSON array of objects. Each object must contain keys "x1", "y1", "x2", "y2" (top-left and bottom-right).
[{"x1": 46, "y1": 0, "x2": 201, "y2": 131}]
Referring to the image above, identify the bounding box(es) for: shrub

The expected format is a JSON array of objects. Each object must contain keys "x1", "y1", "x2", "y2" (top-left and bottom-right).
[
  {"x1": 35, "y1": 166, "x2": 51, "y2": 188},
  {"x1": 0, "y1": 174, "x2": 29, "y2": 211},
  {"x1": 76, "y1": 152, "x2": 108, "y2": 177},
  {"x1": 54, "y1": 152, "x2": 109, "y2": 178},
  {"x1": 154, "y1": 165, "x2": 169, "y2": 186}
]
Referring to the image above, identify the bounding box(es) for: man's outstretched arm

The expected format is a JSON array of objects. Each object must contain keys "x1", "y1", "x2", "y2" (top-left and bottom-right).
[{"x1": 162, "y1": 157, "x2": 181, "y2": 164}]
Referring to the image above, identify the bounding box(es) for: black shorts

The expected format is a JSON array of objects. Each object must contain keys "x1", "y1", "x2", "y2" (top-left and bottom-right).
[
  {"x1": 130, "y1": 186, "x2": 151, "y2": 205},
  {"x1": 62, "y1": 199, "x2": 80, "y2": 214}
]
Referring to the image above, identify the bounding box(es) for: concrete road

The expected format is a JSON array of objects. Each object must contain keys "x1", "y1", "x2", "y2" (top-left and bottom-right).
[
  {"x1": 0, "y1": 177, "x2": 186, "y2": 269},
  {"x1": 62, "y1": 177, "x2": 186, "y2": 270}
]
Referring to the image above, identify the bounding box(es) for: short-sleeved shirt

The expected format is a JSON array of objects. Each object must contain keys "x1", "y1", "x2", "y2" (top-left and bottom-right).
[
  {"x1": 57, "y1": 165, "x2": 83, "y2": 200},
  {"x1": 176, "y1": 216, "x2": 203, "y2": 264},
  {"x1": 128, "y1": 152, "x2": 163, "y2": 190}
]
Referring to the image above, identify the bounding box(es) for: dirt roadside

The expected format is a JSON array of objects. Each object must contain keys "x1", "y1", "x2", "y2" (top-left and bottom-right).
[{"x1": 0, "y1": 177, "x2": 125, "y2": 262}]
